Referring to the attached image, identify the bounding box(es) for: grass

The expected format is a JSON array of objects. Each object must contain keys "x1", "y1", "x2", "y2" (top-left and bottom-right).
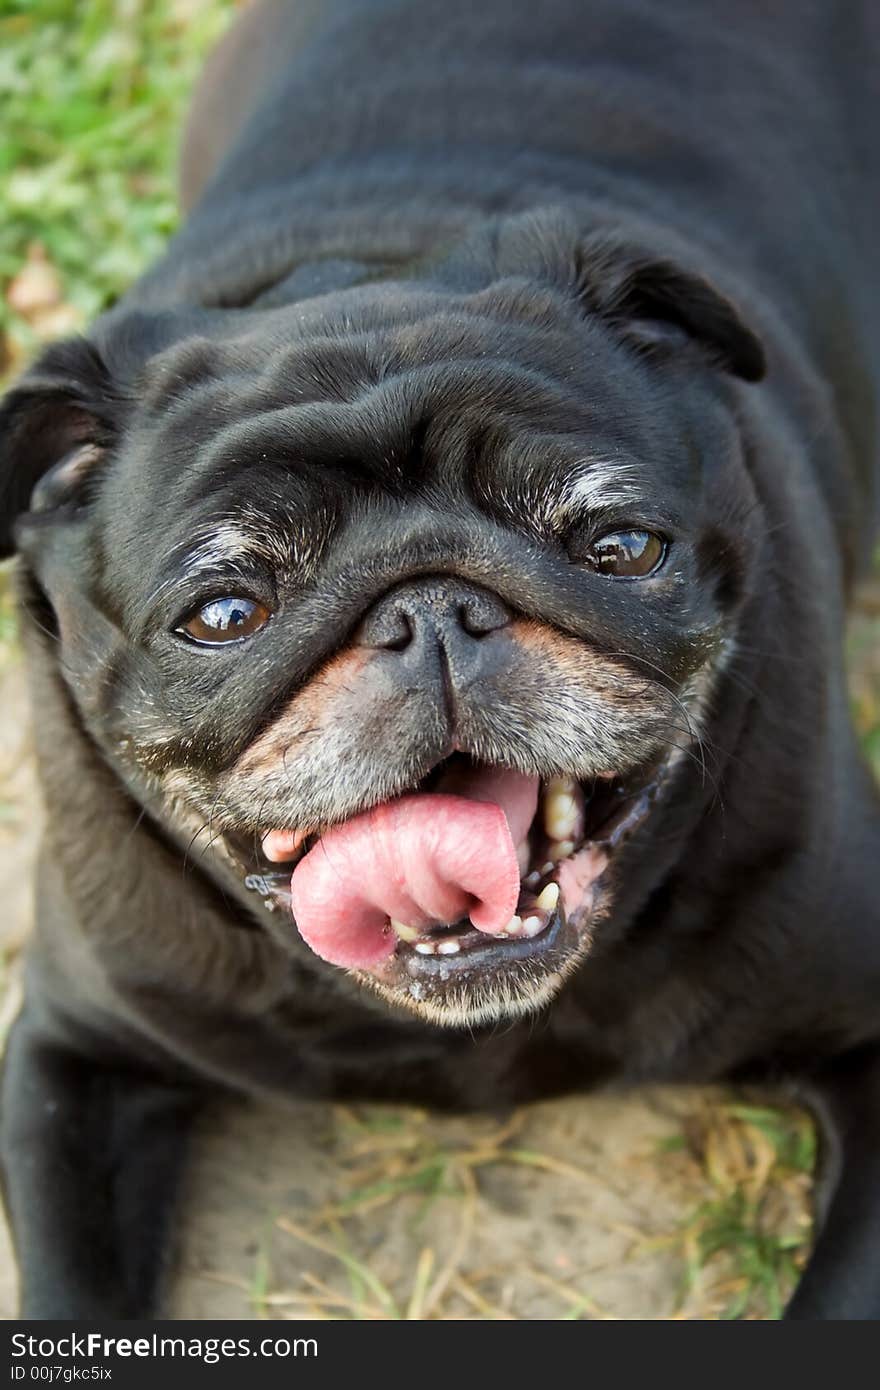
[
  {"x1": 849, "y1": 578, "x2": 880, "y2": 779},
  {"x1": 0, "y1": 571, "x2": 17, "y2": 655},
  {"x1": 1, "y1": 0, "x2": 236, "y2": 371},
  {"x1": 673, "y1": 1102, "x2": 816, "y2": 1319}
]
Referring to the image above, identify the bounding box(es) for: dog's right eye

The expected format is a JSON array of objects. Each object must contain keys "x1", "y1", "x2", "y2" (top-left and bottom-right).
[
  {"x1": 581, "y1": 529, "x2": 666, "y2": 578},
  {"x1": 177, "y1": 596, "x2": 271, "y2": 645}
]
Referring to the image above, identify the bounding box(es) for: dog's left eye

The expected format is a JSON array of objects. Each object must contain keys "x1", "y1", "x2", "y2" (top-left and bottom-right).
[
  {"x1": 582, "y1": 530, "x2": 666, "y2": 578},
  {"x1": 178, "y1": 596, "x2": 271, "y2": 645}
]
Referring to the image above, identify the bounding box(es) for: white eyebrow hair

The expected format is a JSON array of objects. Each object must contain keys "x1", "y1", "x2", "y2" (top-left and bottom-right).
[
  {"x1": 544, "y1": 461, "x2": 643, "y2": 526},
  {"x1": 178, "y1": 506, "x2": 330, "y2": 582},
  {"x1": 182, "y1": 517, "x2": 292, "y2": 577},
  {"x1": 182, "y1": 517, "x2": 291, "y2": 575},
  {"x1": 141, "y1": 507, "x2": 328, "y2": 613}
]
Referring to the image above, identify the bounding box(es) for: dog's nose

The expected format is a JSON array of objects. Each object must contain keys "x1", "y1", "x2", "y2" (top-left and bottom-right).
[{"x1": 357, "y1": 578, "x2": 511, "y2": 688}]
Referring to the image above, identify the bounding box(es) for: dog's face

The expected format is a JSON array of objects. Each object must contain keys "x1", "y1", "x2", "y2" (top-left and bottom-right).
[{"x1": 1, "y1": 219, "x2": 765, "y2": 1027}]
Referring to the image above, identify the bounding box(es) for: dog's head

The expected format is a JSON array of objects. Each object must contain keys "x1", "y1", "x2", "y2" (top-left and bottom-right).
[{"x1": 0, "y1": 214, "x2": 766, "y2": 1027}]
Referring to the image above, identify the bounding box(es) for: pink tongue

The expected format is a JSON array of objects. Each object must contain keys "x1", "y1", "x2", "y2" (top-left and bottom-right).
[{"x1": 289, "y1": 768, "x2": 540, "y2": 968}]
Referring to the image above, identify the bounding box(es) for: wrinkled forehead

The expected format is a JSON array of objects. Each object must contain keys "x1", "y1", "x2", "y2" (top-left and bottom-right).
[{"x1": 93, "y1": 312, "x2": 705, "y2": 613}]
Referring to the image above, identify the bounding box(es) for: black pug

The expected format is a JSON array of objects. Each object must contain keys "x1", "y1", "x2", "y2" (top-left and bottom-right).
[{"x1": 1, "y1": 0, "x2": 878, "y2": 1321}]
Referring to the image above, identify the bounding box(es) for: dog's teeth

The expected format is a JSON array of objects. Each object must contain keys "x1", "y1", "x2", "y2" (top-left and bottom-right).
[
  {"x1": 414, "y1": 940, "x2": 437, "y2": 954},
  {"x1": 502, "y1": 915, "x2": 523, "y2": 937},
  {"x1": 522, "y1": 915, "x2": 544, "y2": 938},
  {"x1": 261, "y1": 828, "x2": 308, "y2": 862},
  {"x1": 524, "y1": 870, "x2": 541, "y2": 889},
  {"x1": 549, "y1": 839, "x2": 575, "y2": 862},
  {"x1": 437, "y1": 938, "x2": 461, "y2": 954},
  {"x1": 536, "y1": 882, "x2": 560, "y2": 913},
  {"x1": 390, "y1": 919, "x2": 419, "y2": 942},
  {"x1": 540, "y1": 861, "x2": 555, "y2": 876},
  {"x1": 543, "y1": 778, "x2": 581, "y2": 842}
]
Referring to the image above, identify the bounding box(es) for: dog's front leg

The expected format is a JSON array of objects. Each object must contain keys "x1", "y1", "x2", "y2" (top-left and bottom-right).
[
  {"x1": 0, "y1": 1002, "x2": 202, "y2": 1319},
  {"x1": 785, "y1": 1045, "x2": 880, "y2": 1320}
]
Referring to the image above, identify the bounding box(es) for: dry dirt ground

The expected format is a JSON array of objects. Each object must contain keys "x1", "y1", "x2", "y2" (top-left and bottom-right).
[{"x1": 0, "y1": 584, "x2": 876, "y2": 1320}]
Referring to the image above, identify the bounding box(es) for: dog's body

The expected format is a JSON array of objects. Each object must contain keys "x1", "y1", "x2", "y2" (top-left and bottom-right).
[{"x1": 1, "y1": 0, "x2": 879, "y2": 1318}]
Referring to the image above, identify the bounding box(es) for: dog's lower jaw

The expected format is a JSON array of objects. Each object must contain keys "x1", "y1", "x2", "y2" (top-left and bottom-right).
[
  {"x1": 353, "y1": 870, "x2": 615, "y2": 1027},
  {"x1": 357, "y1": 947, "x2": 584, "y2": 1029}
]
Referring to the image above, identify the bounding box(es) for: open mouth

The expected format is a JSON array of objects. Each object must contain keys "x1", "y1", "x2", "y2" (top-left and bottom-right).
[{"x1": 239, "y1": 753, "x2": 665, "y2": 1017}]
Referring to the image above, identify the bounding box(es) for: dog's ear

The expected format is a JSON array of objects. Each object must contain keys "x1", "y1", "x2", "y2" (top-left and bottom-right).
[
  {"x1": 577, "y1": 235, "x2": 766, "y2": 382},
  {"x1": 0, "y1": 336, "x2": 121, "y2": 558}
]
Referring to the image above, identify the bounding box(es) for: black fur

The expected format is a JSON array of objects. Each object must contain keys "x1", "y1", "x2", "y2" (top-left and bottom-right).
[{"x1": 1, "y1": 0, "x2": 879, "y2": 1319}]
